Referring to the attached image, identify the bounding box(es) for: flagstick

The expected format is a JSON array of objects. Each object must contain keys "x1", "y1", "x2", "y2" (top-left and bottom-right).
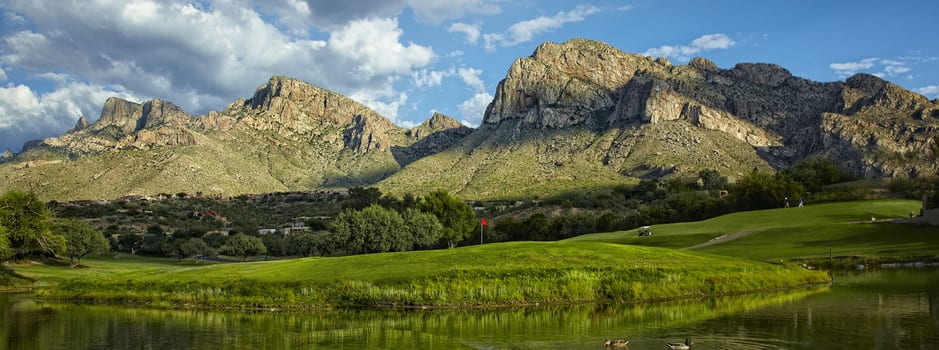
[{"x1": 480, "y1": 219, "x2": 483, "y2": 245}]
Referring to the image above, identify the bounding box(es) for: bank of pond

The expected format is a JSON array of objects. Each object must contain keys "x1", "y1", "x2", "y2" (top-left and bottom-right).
[{"x1": 13, "y1": 241, "x2": 829, "y2": 310}]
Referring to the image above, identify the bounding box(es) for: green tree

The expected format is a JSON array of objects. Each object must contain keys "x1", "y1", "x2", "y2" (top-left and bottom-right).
[
  {"x1": 0, "y1": 191, "x2": 65, "y2": 259},
  {"x1": 731, "y1": 170, "x2": 804, "y2": 210},
  {"x1": 402, "y1": 208, "x2": 443, "y2": 250},
  {"x1": 53, "y1": 218, "x2": 110, "y2": 267},
  {"x1": 179, "y1": 238, "x2": 213, "y2": 262},
  {"x1": 288, "y1": 232, "x2": 324, "y2": 257},
  {"x1": 262, "y1": 234, "x2": 288, "y2": 260},
  {"x1": 343, "y1": 187, "x2": 384, "y2": 210},
  {"x1": 417, "y1": 190, "x2": 476, "y2": 248},
  {"x1": 698, "y1": 169, "x2": 729, "y2": 191},
  {"x1": 0, "y1": 225, "x2": 10, "y2": 261},
  {"x1": 784, "y1": 157, "x2": 855, "y2": 192},
  {"x1": 331, "y1": 205, "x2": 408, "y2": 254},
  {"x1": 220, "y1": 234, "x2": 267, "y2": 261}
]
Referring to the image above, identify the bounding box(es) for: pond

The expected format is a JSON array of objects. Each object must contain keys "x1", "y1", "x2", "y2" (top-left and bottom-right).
[{"x1": 2, "y1": 268, "x2": 937, "y2": 350}]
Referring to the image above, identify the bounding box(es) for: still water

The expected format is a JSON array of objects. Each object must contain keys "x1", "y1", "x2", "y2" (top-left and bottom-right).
[{"x1": 2, "y1": 269, "x2": 937, "y2": 350}]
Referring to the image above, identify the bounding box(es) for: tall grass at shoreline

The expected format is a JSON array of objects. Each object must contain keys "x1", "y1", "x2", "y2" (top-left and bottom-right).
[{"x1": 32, "y1": 242, "x2": 828, "y2": 309}]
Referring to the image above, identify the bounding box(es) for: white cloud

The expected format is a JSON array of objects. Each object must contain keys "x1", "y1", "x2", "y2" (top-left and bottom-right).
[
  {"x1": 458, "y1": 67, "x2": 485, "y2": 93},
  {"x1": 829, "y1": 57, "x2": 924, "y2": 79},
  {"x1": 448, "y1": 22, "x2": 481, "y2": 44},
  {"x1": 916, "y1": 85, "x2": 939, "y2": 98},
  {"x1": 483, "y1": 5, "x2": 600, "y2": 50},
  {"x1": 0, "y1": 66, "x2": 6, "y2": 81},
  {"x1": 690, "y1": 33, "x2": 736, "y2": 50},
  {"x1": 328, "y1": 17, "x2": 434, "y2": 77},
  {"x1": 829, "y1": 58, "x2": 878, "y2": 77},
  {"x1": 644, "y1": 33, "x2": 736, "y2": 61},
  {"x1": 412, "y1": 69, "x2": 452, "y2": 88},
  {"x1": 458, "y1": 92, "x2": 492, "y2": 126}
]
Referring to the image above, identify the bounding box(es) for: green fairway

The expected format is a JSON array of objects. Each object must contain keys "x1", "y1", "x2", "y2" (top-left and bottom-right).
[
  {"x1": 13, "y1": 241, "x2": 828, "y2": 309},
  {"x1": 566, "y1": 200, "x2": 937, "y2": 260}
]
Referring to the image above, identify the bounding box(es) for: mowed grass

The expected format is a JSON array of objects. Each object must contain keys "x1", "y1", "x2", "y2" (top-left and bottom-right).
[
  {"x1": 15, "y1": 241, "x2": 828, "y2": 309},
  {"x1": 566, "y1": 200, "x2": 937, "y2": 260}
]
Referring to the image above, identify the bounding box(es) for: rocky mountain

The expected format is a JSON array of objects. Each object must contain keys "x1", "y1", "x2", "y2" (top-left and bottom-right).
[
  {"x1": 0, "y1": 76, "x2": 471, "y2": 200},
  {"x1": 3, "y1": 39, "x2": 937, "y2": 201},
  {"x1": 379, "y1": 39, "x2": 939, "y2": 199}
]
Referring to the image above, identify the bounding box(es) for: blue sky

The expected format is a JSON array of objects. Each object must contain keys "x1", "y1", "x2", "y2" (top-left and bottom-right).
[{"x1": 1, "y1": 0, "x2": 937, "y2": 153}]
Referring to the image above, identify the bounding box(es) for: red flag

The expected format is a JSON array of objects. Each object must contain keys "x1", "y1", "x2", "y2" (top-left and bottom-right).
[{"x1": 481, "y1": 218, "x2": 488, "y2": 226}]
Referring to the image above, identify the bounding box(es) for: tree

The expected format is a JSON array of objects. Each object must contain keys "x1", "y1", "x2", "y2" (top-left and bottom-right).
[
  {"x1": 178, "y1": 238, "x2": 213, "y2": 262},
  {"x1": 262, "y1": 234, "x2": 288, "y2": 260},
  {"x1": 0, "y1": 191, "x2": 66, "y2": 260},
  {"x1": 0, "y1": 225, "x2": 10, "y2": 261},
  {"x1": 287, "y1": 233, "x2": 322, "y2": 257},
  {"x1": 783, "y1": 157, "x2": 855, "y2": 192},
  {"x1": 53, "y1": 218, "x2": 110, "y2": 267},
  {"x1": 116, "y1": 234, "x2": 144, "y2": 254},
  {"x1": 343, "y1": 187, "x2": 384, "y2": 210},
  {"x1": 699, "y1": 169, "x2": 729, "y2": 191},
  {"x1": 402, "y1": 208, "x2": 443, "y2": 250},
  {"x1": 730, "y1": 170, "x2": 804, "y2": 210},
  {"x1": 417, "y1": 190, "x2": 476, "y2": 248},
  {"x1": 220, "y1": 234, "x2": 266, "y2": 261},
  {"x1": 331, "y1": 205, "x2": 408, "y2": 254}
]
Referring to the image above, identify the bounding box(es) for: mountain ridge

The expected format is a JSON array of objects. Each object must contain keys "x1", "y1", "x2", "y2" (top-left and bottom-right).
[
  {"x1": 3, "y1": 39, "x2": 938, "y2": 201},
  {"x1": 1, "y1": 76, "x2": 472, "y2": 200}
]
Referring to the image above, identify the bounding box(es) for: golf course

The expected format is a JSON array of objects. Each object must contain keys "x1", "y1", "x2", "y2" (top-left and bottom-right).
[{"x1": 6, "y1": 199, "x2": 937, "y2": 309}]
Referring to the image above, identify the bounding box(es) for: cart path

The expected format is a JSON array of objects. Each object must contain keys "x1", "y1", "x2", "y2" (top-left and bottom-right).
[{"x1": 683, "y1": 231, "x2": 754, "y2": 250}]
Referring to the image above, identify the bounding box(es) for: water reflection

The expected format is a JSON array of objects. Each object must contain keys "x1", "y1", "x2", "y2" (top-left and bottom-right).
[{"x1": 2, "y1": 269, "x2": 938, "y2": 350}]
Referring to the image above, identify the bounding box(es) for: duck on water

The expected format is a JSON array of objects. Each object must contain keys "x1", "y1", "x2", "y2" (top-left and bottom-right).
[
  {"x1": 666, "y1": 339, "x2": 693, "y2": 350},
  {"x1": 604, "y1": 339, "x2": 628, "y2": 347}
]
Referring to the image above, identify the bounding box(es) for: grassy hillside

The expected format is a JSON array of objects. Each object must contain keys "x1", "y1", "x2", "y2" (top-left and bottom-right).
[
  {"x1": 379, "y1": 121, "x2": 774, "y2": 201},
  {"x1": 566, "y1": 200, "x2": 937, "y2": 260},
  {"x1": 14, "y1": 242, "x2": 828, "y2": 309}
]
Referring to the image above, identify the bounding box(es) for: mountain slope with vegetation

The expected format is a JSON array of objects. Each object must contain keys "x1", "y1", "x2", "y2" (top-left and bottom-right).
[
  {"x1": 0, "y1": 77, "x2": 471, "y2": 201},
  {"x1": 2, "y1": 39, "x2": 938, "y2": 201},
  {"x1": 381, "y1": 39, "x2": 939, "y2": 200}
]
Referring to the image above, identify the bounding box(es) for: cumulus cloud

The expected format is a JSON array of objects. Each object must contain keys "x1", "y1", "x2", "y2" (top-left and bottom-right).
[
  {"x1": 644, "y1": 33, "x2": 736, "y2": 61},
  {"x1": 916, "y1": 85, "x2": 939, "y2": 99},
  {"x1": 411, "y1": 69, "x2": 452, "y2": 88},
  {"x1": 458, "y1": 92, "x2": 493, "y2": 126},
  {"x1": 483, "y1": 5, "x2": 599, "y2": 50},
  {"x1": 457, "y1": 67, "x2": 486, "y2": 93},
  {"x1": 448, "y1": 22, "x2": 481, "y2": 44},
  {"x1": 328, "y1": 17, "x2": 434, "y2": 77}
]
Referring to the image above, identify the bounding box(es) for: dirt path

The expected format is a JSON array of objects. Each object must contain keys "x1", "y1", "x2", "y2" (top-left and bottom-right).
[{"x1": 683, "y1": 231, "x2": 754, "y2": 250}]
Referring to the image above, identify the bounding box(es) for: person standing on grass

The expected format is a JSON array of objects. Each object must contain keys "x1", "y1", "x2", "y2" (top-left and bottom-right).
[{"x1": 798, "y1": 197, "x2": 804, "y2": 207}]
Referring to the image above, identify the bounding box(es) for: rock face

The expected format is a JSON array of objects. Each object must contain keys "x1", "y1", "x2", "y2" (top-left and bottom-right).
[
  {"x1": 479, "y1": 38, "x2": 939, "y2": 177},
  {"x1": 394, "y1": 112, "x2": 473, "y2": 166}
]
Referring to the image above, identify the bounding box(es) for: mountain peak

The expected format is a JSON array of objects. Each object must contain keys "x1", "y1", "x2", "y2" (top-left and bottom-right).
[
  {"x1": 423, "y1": 112, "x2": 464, "y2": 130},
  {"x1": 68, "y1": 116, "x2": 90, "y2": 133}
]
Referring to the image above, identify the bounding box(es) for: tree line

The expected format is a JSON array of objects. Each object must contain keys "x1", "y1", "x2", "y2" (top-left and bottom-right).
[{"x1": 486, "y1": 158, "x2": 910, "y2": 242}]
